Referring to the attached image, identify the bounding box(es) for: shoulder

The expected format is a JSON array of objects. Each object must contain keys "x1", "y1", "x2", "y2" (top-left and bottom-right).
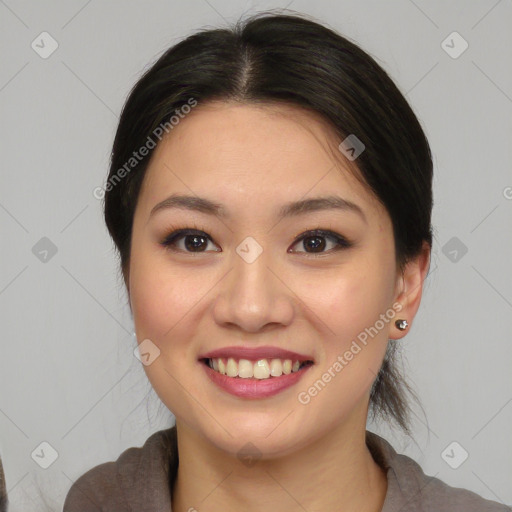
[
  {"x1": 63, "y1": 427, "x2": 177, "y2": 512},
  {"x1": 390, "y1": 451, "x2": 510, "y2": 511},
  {"x1": 366, "y1": 431, "x2": 511, "y2": 512},
  {"x1": 62, "y1": 459, "x2": 123, "y2": 512}
]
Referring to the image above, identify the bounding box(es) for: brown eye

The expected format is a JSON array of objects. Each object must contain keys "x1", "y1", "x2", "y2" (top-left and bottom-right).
[
  {"x1": 289, "y1": 230, "x2": 352, "y2": 254},
  {"x1": 161, "y1": 230, "x2": 220, "y2": 253}
]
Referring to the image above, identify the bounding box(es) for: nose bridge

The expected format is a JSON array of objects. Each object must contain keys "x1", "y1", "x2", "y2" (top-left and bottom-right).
[
  {"x1": 233, "y1": 245, "x2": 272, "y2": 300},
  {"x1": 212, "y1": 239, "x2": 294, "y2": 332}
]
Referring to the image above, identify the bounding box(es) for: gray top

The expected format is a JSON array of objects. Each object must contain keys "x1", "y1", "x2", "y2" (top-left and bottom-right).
[{"x1": 63, "y1": 426, "x2": 510, "y2": 511}]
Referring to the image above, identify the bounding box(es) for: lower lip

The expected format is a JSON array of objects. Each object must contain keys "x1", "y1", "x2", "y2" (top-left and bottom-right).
[{"x1": 200, "y1": 361, "x2": 313, "y2": 399}]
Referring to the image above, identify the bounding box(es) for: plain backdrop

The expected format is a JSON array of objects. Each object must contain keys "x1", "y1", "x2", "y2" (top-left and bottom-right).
[{"x1": 0, "y1": 1, "x2": 511, "y2": 510}]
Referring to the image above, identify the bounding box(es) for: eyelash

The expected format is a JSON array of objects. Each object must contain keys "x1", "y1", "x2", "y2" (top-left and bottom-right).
[{"x1": 160, "y1": 225, "x2": 353, "y2": 256}]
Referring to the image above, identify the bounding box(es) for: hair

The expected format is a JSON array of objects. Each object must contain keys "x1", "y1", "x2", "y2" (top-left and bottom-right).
[
  {"x1": 0, "y1": 457, "x2": 6, "y2": 512},
  {"x1": 103, "y1": 11, "x2": 433, "y2": 434}
]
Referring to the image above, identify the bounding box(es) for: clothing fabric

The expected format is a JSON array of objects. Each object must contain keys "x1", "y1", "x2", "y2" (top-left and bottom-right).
[{"x1": 63, "y1": 426, "x2": 510, "y2": 511}]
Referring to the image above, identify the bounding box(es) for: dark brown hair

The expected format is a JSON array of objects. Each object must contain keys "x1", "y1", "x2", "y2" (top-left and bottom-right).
[
  {"x1": 0, "y1": 456, "x2": 7, "y2": 512},
  {"x1": 102, "y1": 11, "x2": 433, "y2": 434}
]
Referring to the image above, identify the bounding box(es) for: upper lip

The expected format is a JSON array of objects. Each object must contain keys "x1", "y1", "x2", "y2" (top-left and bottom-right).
[{"x1": 199, "y1": 346, "x2": 314, "y2": 363}]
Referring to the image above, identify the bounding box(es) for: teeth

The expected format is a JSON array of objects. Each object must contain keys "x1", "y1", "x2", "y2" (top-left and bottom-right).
[
  {"x1": 238, "y1": 359, "x2": 253, "y2": 378},
  {"x1": 207, "y1": 357, "x2": 309, "y2": 379},
  {"x1": 226, "y1": 357, "x2": 238, "y2": 377},
  {"x1": 253, "y1": 359, "x2": 270, "y2": 379},
  {"x1": 269, "y1": 358, "x2": 283, "y2": 377}
]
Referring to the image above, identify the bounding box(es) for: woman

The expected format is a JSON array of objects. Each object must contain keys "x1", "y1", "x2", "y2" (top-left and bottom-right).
[{"x1": 63, "y1": 12, "x2": 509, "y2": 512}]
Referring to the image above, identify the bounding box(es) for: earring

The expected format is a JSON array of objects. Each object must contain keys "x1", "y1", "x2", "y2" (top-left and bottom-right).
[{"x1": 395, "y1": 319, "x2": 408, "y2": 331}]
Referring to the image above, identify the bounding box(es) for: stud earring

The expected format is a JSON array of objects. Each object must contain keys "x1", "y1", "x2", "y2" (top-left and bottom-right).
[{"x1": 395, "y1": 319, "x2": 408, "y2": 331}]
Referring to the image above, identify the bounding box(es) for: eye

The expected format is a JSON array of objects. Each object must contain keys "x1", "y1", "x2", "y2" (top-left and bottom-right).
[
  {"x1": 288, "y1": 229, "x2": 353, "y2": 255},
  {"x1": 160, "y1": 227, "x2": 353, "y2": 255},
  {"x1": 160, "y1": 229, "x2": 220, "y2": 253}
]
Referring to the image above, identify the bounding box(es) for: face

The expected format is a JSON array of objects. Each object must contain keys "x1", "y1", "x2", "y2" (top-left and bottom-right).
[{"x1": 128, "y1": 101, "x2": 406, "y2": 458}]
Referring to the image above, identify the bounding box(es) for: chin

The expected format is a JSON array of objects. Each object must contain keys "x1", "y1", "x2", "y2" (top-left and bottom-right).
[{"x1": 189, "y1": 410, "x2": 319, "y2": 461}]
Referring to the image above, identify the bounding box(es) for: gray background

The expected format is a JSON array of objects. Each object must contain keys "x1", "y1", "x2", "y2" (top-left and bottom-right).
[{"x1": 1, "y1": 0, "x2": 511, "y2": 510}]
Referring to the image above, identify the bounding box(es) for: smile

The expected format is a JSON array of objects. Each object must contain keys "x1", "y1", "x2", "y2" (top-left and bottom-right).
[{"x1": 198, "y1": 346, "x2": 315, "y2": 399}]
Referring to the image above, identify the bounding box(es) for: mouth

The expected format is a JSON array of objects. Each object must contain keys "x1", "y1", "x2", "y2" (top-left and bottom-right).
[{"x1": 197, "y1": 346, "x2": 315, "y2": 399}]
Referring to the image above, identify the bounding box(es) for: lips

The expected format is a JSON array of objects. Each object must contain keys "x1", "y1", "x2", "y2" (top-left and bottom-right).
[
  {"x1": 200, "y1": 358, "x2": 313, "y2": 399},
  {"x1": 197, "y1": 345, "x2": 315, "y2": 399},
  {"x1": 198, "y1": 345, "x2": 315, "y2": 363}
]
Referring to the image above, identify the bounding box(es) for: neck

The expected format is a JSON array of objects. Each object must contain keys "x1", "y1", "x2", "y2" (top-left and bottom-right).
[{"x1": 171, "y1": 407, "x2": 387, "y2": 512}]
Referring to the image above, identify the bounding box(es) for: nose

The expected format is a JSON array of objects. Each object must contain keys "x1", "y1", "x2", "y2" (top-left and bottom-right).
[{"x1": 211, "y1": 248, "x2": 294, "y2": 333}]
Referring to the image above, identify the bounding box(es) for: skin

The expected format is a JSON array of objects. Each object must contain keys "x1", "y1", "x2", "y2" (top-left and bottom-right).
[{"x1": 127, "y1": 101, "x2": 431, "y2": 512}]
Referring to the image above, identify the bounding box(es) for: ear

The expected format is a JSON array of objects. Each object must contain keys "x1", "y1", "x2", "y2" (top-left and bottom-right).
[{"x1": 390, "y1": 241, "x2": 431, "y2": 340}]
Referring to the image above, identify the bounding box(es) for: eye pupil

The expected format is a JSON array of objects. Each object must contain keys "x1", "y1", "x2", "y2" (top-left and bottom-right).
[
  {"x1": 304, "y1": 236, "x2": 326, "y2": 252},
  {"x1": 185, "y1": 235, "x2": 208, "y2": 252}
]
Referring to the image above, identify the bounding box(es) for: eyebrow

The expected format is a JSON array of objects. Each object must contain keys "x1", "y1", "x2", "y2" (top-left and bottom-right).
[{"x1": 149, "y1": 194, "x2": 367, "y2": 223}]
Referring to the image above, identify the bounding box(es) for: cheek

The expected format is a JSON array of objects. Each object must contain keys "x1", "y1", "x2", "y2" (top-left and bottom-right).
[
  {"x1": 129, "y1": 249, "x2": 209, "y2": 341},
  {"x1": 295, "y1": 277, "x2": 390, "y2": 423},
  {"x1": 292, "y1": 258, "x2": 393, "y2": 404},
  {"x1": 128, "y1": 249, "x2": 225, "y2": 368},
  {"x1": 128, "y1": 254, "x2": 208, "y2": 414},
  {"x1": 295, "y1": 263, "x2": 394, "y2": 343}
]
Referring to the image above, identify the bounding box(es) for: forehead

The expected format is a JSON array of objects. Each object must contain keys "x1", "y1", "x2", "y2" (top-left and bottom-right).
[{"x1": 139, "y1": 101, "x2": 383, "y2": 218}]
